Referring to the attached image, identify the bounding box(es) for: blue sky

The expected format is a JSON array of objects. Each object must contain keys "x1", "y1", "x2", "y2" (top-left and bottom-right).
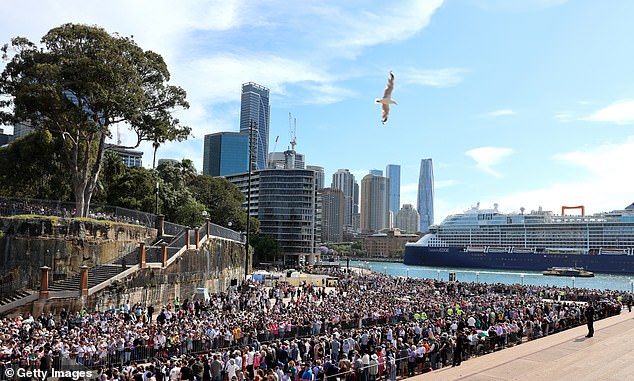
[{"x1": 2, "y1": 0, "x2": 634, "y2": 223}]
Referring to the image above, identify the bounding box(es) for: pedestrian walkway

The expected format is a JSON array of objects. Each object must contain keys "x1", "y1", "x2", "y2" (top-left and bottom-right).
[{"x1": 414, "y1": 310, "x2": 634, "y2": 381}]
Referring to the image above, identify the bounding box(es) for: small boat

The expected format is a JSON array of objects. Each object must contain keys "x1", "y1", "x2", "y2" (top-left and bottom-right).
[{"x1": 542, "y1": 267, "x2": 594, "y2": 277}]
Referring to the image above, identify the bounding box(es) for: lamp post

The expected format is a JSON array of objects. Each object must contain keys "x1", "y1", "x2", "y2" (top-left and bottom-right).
[
  {"x1": 520, "y1": 273, "x2": 525, "y2": 285},
  {"x1": 572, "y1": 276, "x2": 575, "y2": 288},
  {"x1": 476, "y1": 272, "x2": 480, "y2": 283},
  {"x1": 155, "y1": 181, "x2": 159, "y2": 216},
  {"x1": 384, "y1": 266, "x2": 387, "y2": 275},
  {"x1": 245, "y1": 120, "x2": 256, "y2": 280},
  {"x1": 437, "y1": 269, "x2": 440, "y2": 281},
  {"x1": 630, "y1": 279, "x2": 633, "y2": 293},
  {"x1": 406, "y1": 268, "x2": 410, "y2": 278}
]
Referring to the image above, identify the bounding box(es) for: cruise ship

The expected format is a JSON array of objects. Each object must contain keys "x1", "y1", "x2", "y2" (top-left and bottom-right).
[{"x1": 403, "y1": 203, "x2": 634, "y2": 274}]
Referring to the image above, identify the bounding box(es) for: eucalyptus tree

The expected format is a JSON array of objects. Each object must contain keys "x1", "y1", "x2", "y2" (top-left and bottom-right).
[{"x1": 0, "y1": 23, "x2": 191, "y2": 216}]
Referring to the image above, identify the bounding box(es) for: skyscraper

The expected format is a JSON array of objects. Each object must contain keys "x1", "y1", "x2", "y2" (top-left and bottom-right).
[
  {"x1": 332, "y1": 169, "x2": 356, "y2": 230},
  {"x1": 307, "y1": 165, "x2": 325, "y2": 190},
  {"x1": 369, "y1": 169, "x2": 383, "y2": 176},
  {"x1": 202, "y1": 132, "x2": 249, "y2": 176},
  {"x1": 417, "y1": 158, "x2": 434, "y2": 232},
  {"x1": 318, "y1": 188, "x2": 344, "y2": 243},
  {"x1": 360, "y1": 174, "x2": 389, "y2": 233},
  {"x1": 397, "y1": 204, "x2": 420, "y2": 233},
  {"x1": 386, "y1": 164, "x2": 401, "y2": 219},
  {"x1": 239, "y1": 82, "x2": 270, "y2": 170}
]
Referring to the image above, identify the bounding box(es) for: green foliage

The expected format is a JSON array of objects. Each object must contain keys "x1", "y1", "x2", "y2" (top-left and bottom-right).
[
  {"x1": 0, "y1": 23, "x2": 191, "y2": 216},
  {"x1": 0, "y1": 129, "x2": 71, "y2": 200},
  {"x1": 188, "y1": 175, "x2": 247, "y2": 230},
  {"x1": 251, "y1": 234, "x2": 282, "y2": 263},
  {"x1": 104, "y1": 166, "x2": 157, "y2": 213}
]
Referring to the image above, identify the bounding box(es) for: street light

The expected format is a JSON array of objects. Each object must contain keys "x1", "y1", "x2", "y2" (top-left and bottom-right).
[
  {"x1": 520, "y1": 273, "x2": 525, "y2": 285},
  {"x1": 572, "y1": 276, "x2": 575, "y2": 288},
  {"x1": 245, "y1": 120, "x2": 256, "y2": 280},
  {"x1": 384, "y1": 266, "x2": 387, "y2": 275},
  {"x1": 630, "y1": 279, "x2": 633, "y2": 293},
  {"x1": 155, "y1": 181, "x2": 159, "y2": 215},
  {"x1": 437, "y1": 269, "x2": 440, "y2": 281},
  {"x1": 406, "y1": 268, "x2": 410, "y2": 278},
  {"x1": 476, "y1": 272, "x2": 480, "y2": 283}
]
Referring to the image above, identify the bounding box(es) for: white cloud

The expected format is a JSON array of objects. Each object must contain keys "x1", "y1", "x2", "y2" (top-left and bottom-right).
[
  {"x1": 480, "y1": 109, "x2": 515, "y2": 118},
  {"x1": 553, "y1": 111, "x2": 574, "y2": 122},
  {"x1": 465, "y1": 146, "x2": 514, "y2": 177},
  {"x1": 475, "y1": 137, "x2": 634, "y2": 218},
  {"x1": 583, "y1": 99, "x2": 634, "y2": 124},
  {"x1": 322, "y1": 0, "x2": 445, "y2": 55},
  {"x1": 471, "y1": 0, "x2": 568, "y2": 12},
  {"x1": 402, "y1": 68, "x2": 468, "y2": 88}
]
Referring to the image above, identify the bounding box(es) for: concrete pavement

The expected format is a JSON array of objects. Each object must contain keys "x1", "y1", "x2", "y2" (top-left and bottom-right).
[{"x1": 412, "y1": 309, "x2": 634, "y2": 381}]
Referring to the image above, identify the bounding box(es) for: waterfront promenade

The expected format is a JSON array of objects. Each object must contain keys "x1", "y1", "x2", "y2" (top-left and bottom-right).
[{"x1": 417, "y1": 308, "x2": 634, "y2": 381}]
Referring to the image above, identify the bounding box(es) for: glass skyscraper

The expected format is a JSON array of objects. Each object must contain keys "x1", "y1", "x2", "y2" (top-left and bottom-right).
[
  {"x1": 239, "y1": 82, "x2": 270, "y2": 171},
  {"x1": 417, "y1": 158, "x2": 434, "y2": 232},
  {"x1": 386, "y1": 164, "x2": 401, "y2": 219},
  {"x1": 202, "y1": 132, "x2": 249, "y2": 176}
]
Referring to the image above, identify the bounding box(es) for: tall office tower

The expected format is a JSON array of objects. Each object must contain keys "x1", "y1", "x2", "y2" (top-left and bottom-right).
[
  {"x1": 239, "y1": 82, "x2": 270, "y2": 170},
  {"x1": 369, "y1": 169, "x2": 383, "y2": 176},
  {"x1": 386, "y1": 164, "x2": 401, "y2": 219},
  {"x1": 417, "y1": 158, "x2": 434, "y2": 232},
  {"x1": 307, "y1": 165, "x2": 325, "y2": 190},
  {"x1": 360, "y1": 174, "x2": 389, "y2": 233},
  {"x1": 332, "y1": 169, "x2": 356, "y2": 230},
  {"x1": 318, "y1": 188, "x2": 344, "y2": 243},
  {"x1": 202, "y1": 132, "x2": 249, "y2": 176},
  {"x1": 397, "y1": 204, "x2": 420, "y2": 233}
]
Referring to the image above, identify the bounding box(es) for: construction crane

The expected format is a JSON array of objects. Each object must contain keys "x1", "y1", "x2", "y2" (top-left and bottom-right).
[{"x1": 289, "y1": 112, "x2": 297, "y2": 151}]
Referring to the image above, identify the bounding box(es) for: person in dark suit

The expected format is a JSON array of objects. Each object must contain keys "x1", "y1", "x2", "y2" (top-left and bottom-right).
[{"x1": 585, "y1": 303, "x2": 595, "y2": 338}]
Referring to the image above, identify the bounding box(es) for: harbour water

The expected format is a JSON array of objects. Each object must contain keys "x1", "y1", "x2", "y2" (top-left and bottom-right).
[{"x1": 348, "y1": 260, "x2": 634, "y2": 292}]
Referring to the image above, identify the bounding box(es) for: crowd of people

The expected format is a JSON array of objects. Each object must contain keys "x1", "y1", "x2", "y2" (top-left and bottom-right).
[
  {"x1": 0, "y1": 200, "x2": 148, "y2": 226},
  {"x1": 0, "y1": 268, "x2": 631, "y2": 381}
]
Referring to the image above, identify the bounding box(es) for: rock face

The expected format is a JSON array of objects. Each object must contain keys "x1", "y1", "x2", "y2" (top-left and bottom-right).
[{"x1": 0, "y1": 217, "x2": 156, "y2": 289}]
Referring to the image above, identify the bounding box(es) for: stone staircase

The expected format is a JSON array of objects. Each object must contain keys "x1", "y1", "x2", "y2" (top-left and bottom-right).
[
  {"x1": 48, "y1": 264, "x2": 129, "y2": 292},
  {"x1": 0, "y1": 290, "x2": 32, "y2": 306}
]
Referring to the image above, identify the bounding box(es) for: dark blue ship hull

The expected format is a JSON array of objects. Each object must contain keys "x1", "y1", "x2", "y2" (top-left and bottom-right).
[{"x1": 403, "y1": 246, "x2": 634, "y2": 274}]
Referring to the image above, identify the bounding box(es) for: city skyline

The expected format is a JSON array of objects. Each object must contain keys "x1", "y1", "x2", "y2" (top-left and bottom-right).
[{"x1": 2, "y1": 1, "x2": 634, "y2": 223}]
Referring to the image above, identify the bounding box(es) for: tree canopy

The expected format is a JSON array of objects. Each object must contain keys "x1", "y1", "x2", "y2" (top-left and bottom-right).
[{"x1": 0, "y1": 23, "x2": 191, "y2": 216}]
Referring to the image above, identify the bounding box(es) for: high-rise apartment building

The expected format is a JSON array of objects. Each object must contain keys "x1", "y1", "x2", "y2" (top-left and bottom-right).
[
  {"x1": 332, "y1": 169, "x2": 356, "y2": 230},
  {"x1": 226, "y1": 169, "x2": 316, "y2": 266},
  {"x1": 386, "y1": 164, "x2": 401, "y2": 219},
  {"x1": 105, "y1": 144, "x2": 143, "y2": 167},
  {"x1": 202, "y1": 132, "x2": 249, "y2": 176},
  {"x1": 360, "y1": 174, "x2": 389, "y2": 233},
  {"x1": 417, "y1": 158, "x2": 434, "y2": 232},
  {"x1": 397, "y1": 204, "x2": 420, "y2": 233},
  {"x1": 307, "y1": 165, "x2": 325, "y2": 190},
  {"x1": 239, "y1": 82, "x2": 270, "y2": 170},
  {"x1": 369, "y1": 169, "x2": 383, "y2": 176},
  {"x1": 318, "y1": 188, "x2": 344, "y2": 243}
]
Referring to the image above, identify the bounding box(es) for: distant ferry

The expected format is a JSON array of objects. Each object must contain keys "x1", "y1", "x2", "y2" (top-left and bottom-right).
[
  {"x1": 543, "y1": 267, "x2": 594, "y2": 277},
  {"x1": 403, "y1": 203, "x2": 634, "y2": 274}
]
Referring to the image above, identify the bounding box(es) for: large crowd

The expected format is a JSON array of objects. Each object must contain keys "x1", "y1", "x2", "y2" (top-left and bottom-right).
[{"x1": 0, "y1": 268, "x2": 632, "y2": 381}]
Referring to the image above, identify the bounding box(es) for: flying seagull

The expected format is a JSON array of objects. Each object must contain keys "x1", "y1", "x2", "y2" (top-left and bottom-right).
[{"x1": 375, "y1": 71, "x2": 397, "y2": 124}]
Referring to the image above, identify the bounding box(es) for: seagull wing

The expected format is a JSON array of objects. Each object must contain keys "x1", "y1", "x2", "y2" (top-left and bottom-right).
[
  {"x1": 383, "y1": 71, "x2": 395, "y2": 99},
  {"x1": 382, "y1": 103, "x2": 390, "y2": 124}
]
